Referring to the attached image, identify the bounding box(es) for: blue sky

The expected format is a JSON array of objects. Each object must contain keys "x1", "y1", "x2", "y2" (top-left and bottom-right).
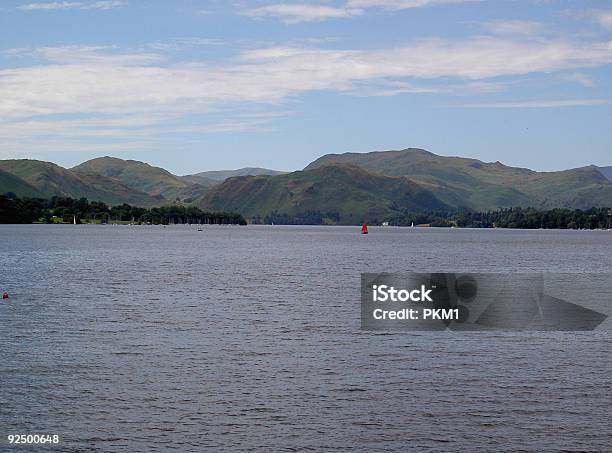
[{"x1": 0, "y1": 0, "x2": 611, "y2": 174}]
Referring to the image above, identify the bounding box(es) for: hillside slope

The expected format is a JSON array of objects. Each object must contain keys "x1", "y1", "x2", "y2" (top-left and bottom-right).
[
  {"x1": 305, "y1": 149, "x2": 612, "y2": 210},
  {"x1": 198, "y1": 164, "x2": 448, "y2": 224},
  {"x1": 179, "y1": 174, "x2": 219, "y2": 187},
  {"x1": 0, "y1": 159, "x2": 161, "y2": 206},
  {"x1": 0, "y1": 169, "x2": 45, "y2": 198},
  {"x1": 73, "y1": 156, "x2": 208, "y2": 202},
  {"x1": 596, "y1": 166, "x2": 612, "y2": 182}
]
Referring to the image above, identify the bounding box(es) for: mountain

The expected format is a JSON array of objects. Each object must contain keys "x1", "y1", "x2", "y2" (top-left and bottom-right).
[
  {"x1": 180, "y1": 174, "x2": 219, "y2": 187},
  {"x1": 2, "y1": 150, "x2": 610, "y2": 217},
  {"x1": 0, "y1": 159, "x2": 161, "y2": 206},
  {"x1": 187, "y1": 167, "x2": 286, "y2": 182},
  {"x1": 197, "y1": 164, "x2": 448, "y2": 224},
  {"x1": 73, "y1": 156, "x2": 209, "y2": 202},
  {"x1": 0, "y1": 168, "x2": 45, "y2": 198},
  {"x1": 305, "y1": 148, "x2": 612, "y2": 210},
  {"x1": 596, "y1": 166, "x2": 612, "y2": 182}
]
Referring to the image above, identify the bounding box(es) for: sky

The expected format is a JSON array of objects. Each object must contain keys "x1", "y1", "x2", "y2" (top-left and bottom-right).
[{"x1": 0, "y1": 0, "x2": 611, "y2": 175}]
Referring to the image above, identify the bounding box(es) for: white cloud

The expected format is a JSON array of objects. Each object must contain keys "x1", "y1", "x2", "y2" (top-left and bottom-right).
[
  {"x1": 348, "y1": 80, "x2": 439, "y2": 97},
  {"x1": 88, "y1": 1, "x2": 126, "y2": 10},
  {"x1": 18, "y1": 1, "x2": 81, "y2": 9},
  {"x1": 459, "y1": 99, "x2": 611, "y2": 108},
  {"x1": 242, "y1": 0, "x2": 476, "y2": 23},
  {"x1": 17, "y1": 1, "x2": 126, "y2": 11},
  {"x1": 480, "y1": 20, "x2": 545, "y2": 36},
  {"x1": 0, "y1": 139, "x2": 150, "y2": 157},
  {"x1": 2, "y1": 38, "x2": 612, "y2": 119},
  {"x1": 2, "y1": 36, "x2": 612, "y2": 153},
  {"x1": 14, "y1": 45, "x2": 162, "y2": 65},
  {"x1": 345, "y1": 0, "x2": 478, "y2": 9},
  {"x1": 0, "y1": 110, "x2": 288, "y2": 157},
  {"x1": 243, "y1": 4, "x2": 363, "y2": 23},
  {"x1": 561, "y1": 72, "x2": 594, "y2": 87},
  {"x1": 144, "y1": 37, "x2": 223, "y2": 51},
  {"x1": 3, "y1": 38, "x2": 612, "y2": 118},
  {"x1": 593, "y1": 10, "x2": 612, "y2": 30}
]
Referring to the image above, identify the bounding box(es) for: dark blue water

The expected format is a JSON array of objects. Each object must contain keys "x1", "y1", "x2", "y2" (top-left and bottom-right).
[{"x1": 1, "y1": 225, "x2": 611, "y2": 452}]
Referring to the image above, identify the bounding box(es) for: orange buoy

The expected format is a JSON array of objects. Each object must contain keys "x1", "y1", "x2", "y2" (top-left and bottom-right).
[
  {"x1": 2, "y1": 292, "x2": 8, "y2": 299},
  {"x1": 361, "y1": 223, "x2": 368, "y2": 234}
]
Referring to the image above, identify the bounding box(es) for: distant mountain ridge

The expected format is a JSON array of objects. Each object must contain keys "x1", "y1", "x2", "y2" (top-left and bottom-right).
[
  {"x1": 186, "y1": 167, "x2": 286, "y2": 182},
  {"x1": 305, "y1": 148, "x2": 612, "y2": 210},
  {"x1": 1, "y1": 150, "x2": 611, "y2": 223},
  {"x1": 0, "y1": 157, "x2": 287, "y2": 207},
  {"x1": 197, "y1": 164, "x2": 448, "y2": 223}
]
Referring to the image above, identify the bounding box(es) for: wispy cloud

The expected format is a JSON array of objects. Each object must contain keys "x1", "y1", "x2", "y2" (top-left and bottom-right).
[
  {"x1": 0, "y1": 111, "x2": 286, "y2": 156},
  {"x1": 144, "y1": 37, "x2": 224, "y2": 51},
  {"x1": 345, "y1": 0, "x2": 478, "y2": 10},
  {"x1": 243, "y1": 4, "x2": 363, "y2": 24},
  {"x1": 592, "y1": 10, "x2": 612, "y2": 30},
  {"x1": 2, "y1": 35, "x2": 612, "y2": 153},
  {"x1": 458, "y1": 99, "x2": 611, "y2": 108},
  {"x1": 480, "y1": 20, "x2": 545, "y2": 36},
  {"x1": 347, "y1": 80, "x2": 439, "y2": 97},
  {"x1": 242, "y1": 0, "x2": 476, "y2": 23},
  {"x1": 18, "y1": 1, "x2": 81, "y2": 10},
  {"x1": 17, "y1": 1, "x2": 127, "y2": 11},
  {"x1": 5, "y1": 45, "x2": 161, "y2": 64},
  {"x1": 561, "y1": 72, "x2": 594, "y2": 87},
  {"x1": 3, "y1": 37, "x2": 612, "y2": 118},
  {"x1": 8, "y1": 37, "x2": 612, "y2": 110}
]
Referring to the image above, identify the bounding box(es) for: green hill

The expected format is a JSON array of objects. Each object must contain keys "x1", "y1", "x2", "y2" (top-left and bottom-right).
[
  {"x1": 0, "y1": 168, "x2": 45, "y2": 198},
  {"x1": 0, "y1": 159, "x2": 160, "y2": 206},
  {"x1": 73, "y1": 156, "x2": 208, "y2": 202},
  {"x1": 197, "y1": 164, "x2": 448, "y2": 224},
  {"x1": 2, "y1": 151, "x2": 609, "y2": 216},
  {"x1": 305, "y1": 149, "x2": 612, "y2": 210}
]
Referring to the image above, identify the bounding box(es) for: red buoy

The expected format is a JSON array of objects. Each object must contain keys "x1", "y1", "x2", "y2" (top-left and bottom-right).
[
  {"x1": 361, "y1": 223, "x2": 368, "y2": 234},
  {"x1": 2, "y1": 292, "x2": 8, "y2": 299}
]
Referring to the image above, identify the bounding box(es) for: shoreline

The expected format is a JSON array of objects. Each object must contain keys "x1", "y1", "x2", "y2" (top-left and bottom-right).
[{"x1": 2, "y1": 223, "x2": 610, "y2": 231}]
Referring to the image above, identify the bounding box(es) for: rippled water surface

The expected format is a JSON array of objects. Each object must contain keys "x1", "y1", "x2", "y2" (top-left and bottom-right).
[{"x1": 1, "y1": 225, "x2": 611, "y2": 452}]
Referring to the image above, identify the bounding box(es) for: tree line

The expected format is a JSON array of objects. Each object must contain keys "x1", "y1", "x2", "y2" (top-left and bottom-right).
[
  {"x1": 1, "y1": 194, "x2": 610, "y2": 229},
  {"x1": 453, "y1": 207, "x2": 612, "y2": 229},
  {"x1": 253, "y1": 206, "x2": 611, "y2": 229},
  {"x1": 256, "y1": 210, "x2": 341, "y2": 225},
  {"x1": 384, "y1": 206, "x2": 611, "y2": 229},
  {"x1": 0, "y1": 195, "x2": 247, "y2": 225}
]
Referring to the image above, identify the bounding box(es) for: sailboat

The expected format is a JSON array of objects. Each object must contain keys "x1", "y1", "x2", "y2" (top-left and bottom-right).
[
  {"x1": 411, "y1": 222, "x2": 414, "y2": 228},
  {"x1": 73, "y1": 215, "x2": 77, "y2": 225},
  {"x1": 361, "y1": 223, "x2": 368, "y2": 235}
]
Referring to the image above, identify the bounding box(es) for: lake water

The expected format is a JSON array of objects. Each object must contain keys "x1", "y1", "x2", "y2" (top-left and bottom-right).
[{"x1": 0, "y1": 225, "x2": 611, "y2": 452}]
